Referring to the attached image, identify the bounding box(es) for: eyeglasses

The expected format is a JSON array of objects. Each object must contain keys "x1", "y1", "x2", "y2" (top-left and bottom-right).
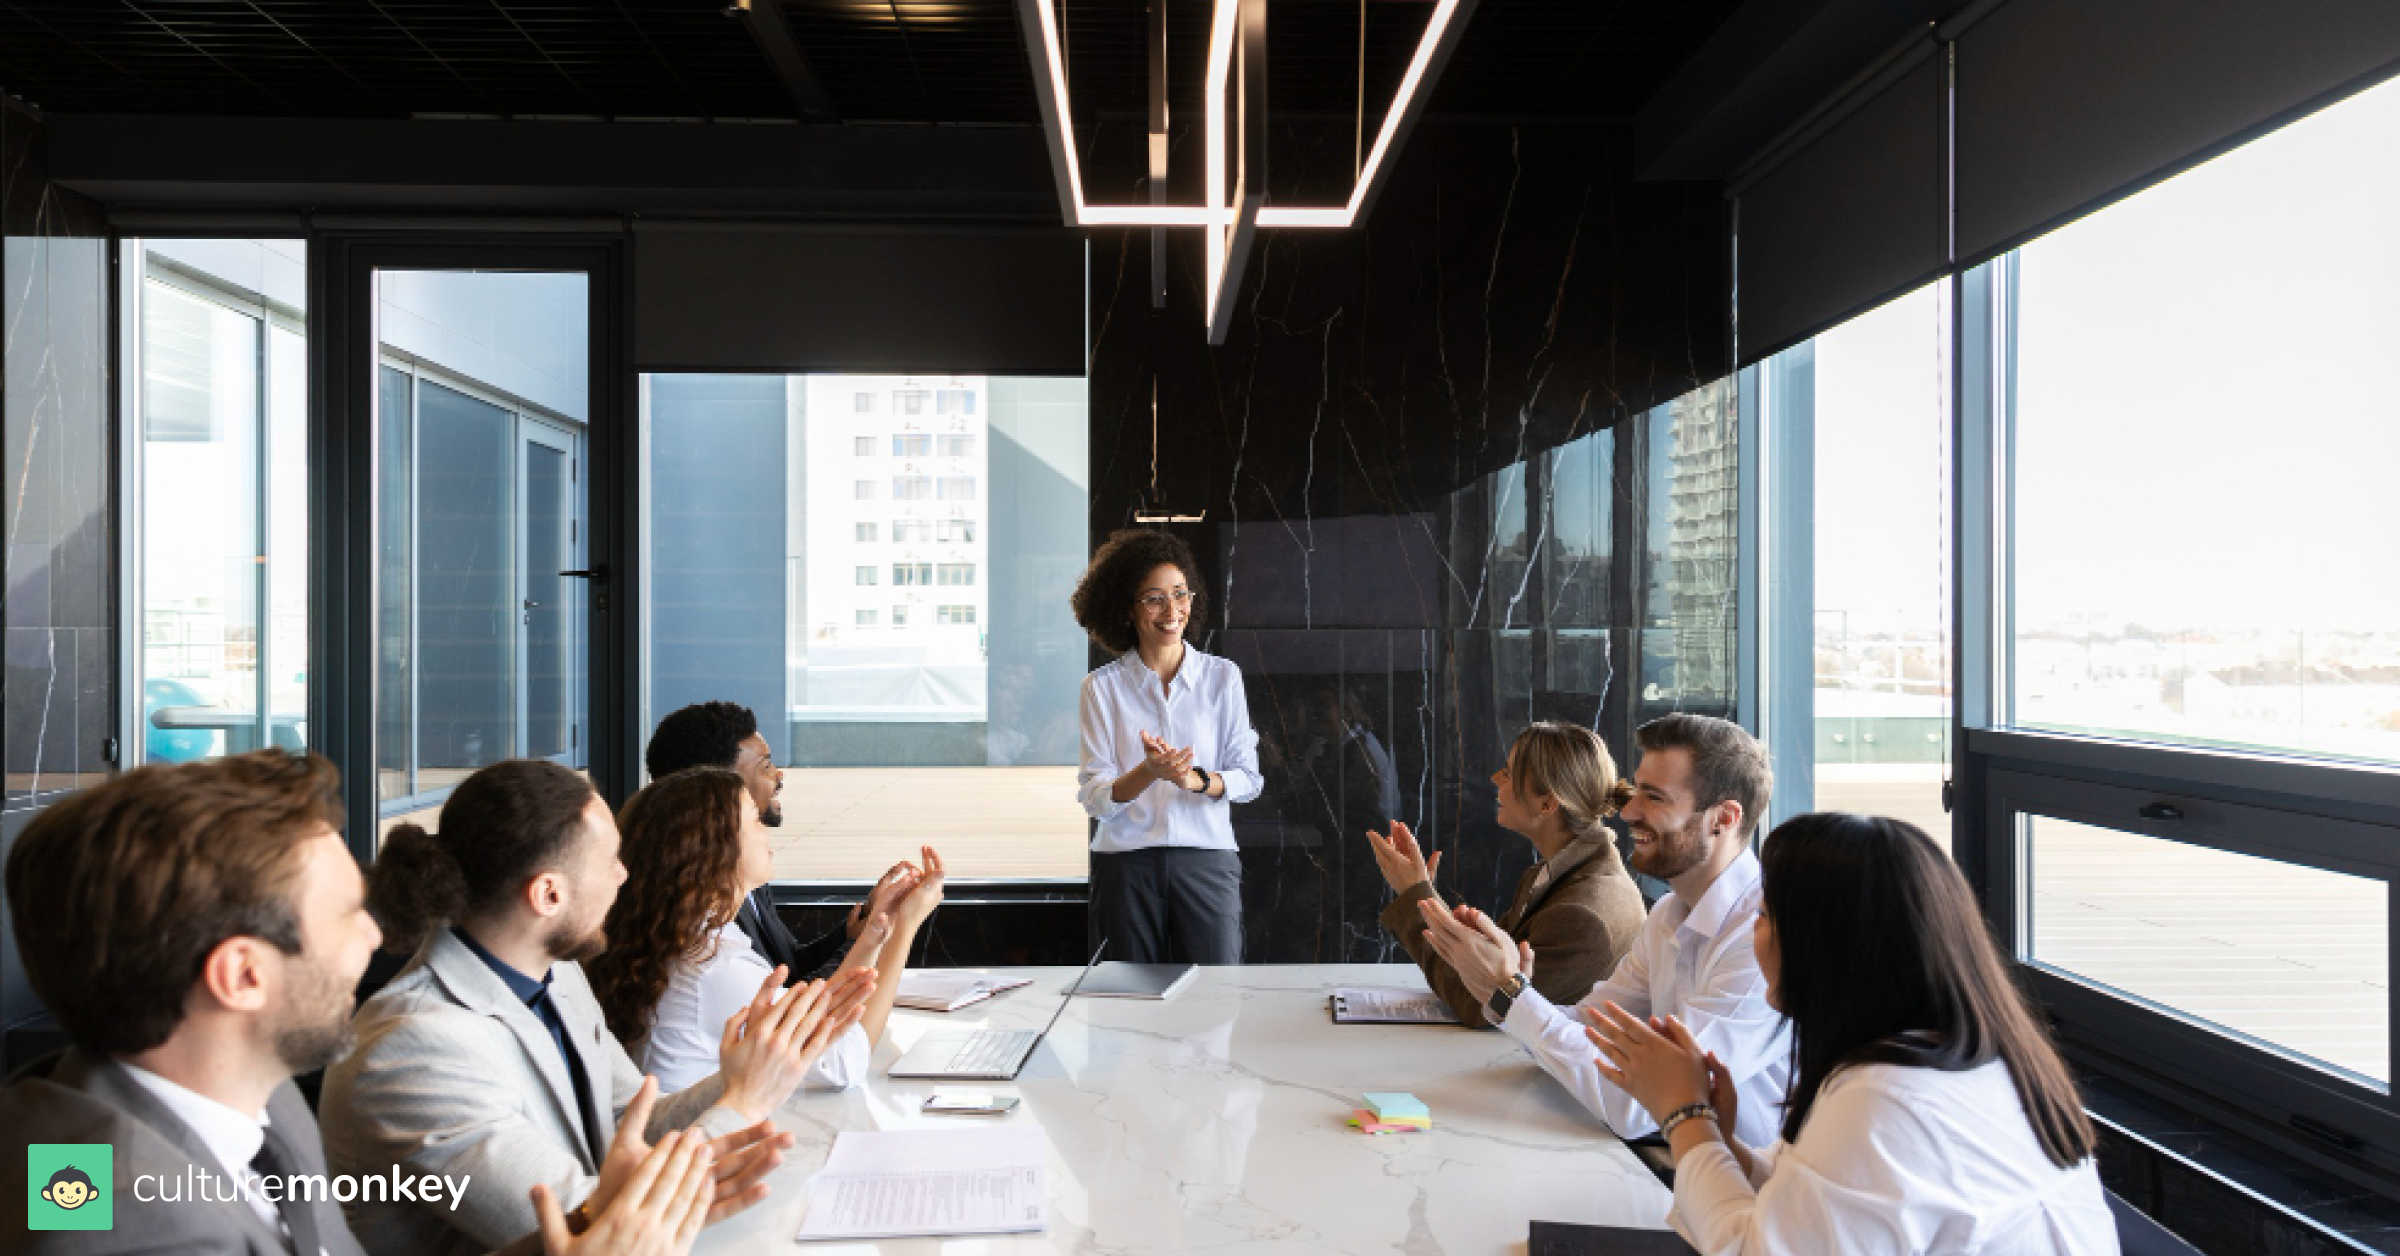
[{"x1": 1137, "y1": 589, "x2": 1195, "y2": 612}]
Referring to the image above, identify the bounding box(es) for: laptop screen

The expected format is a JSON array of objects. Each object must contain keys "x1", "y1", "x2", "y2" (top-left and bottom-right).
[{"x1": 1033, "y1": 940, "x2": 1110, "y2": 1040}]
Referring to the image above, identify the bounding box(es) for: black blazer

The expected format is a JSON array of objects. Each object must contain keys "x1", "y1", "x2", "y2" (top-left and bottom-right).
[{"x1": 735, "y1": 888, "x2": 846, "y2": 980}]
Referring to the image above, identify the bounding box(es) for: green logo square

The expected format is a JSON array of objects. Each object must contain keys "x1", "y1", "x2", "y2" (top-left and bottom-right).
[{"x1": 27, "y1": 1144, "x2": 112, "y2": 1231}]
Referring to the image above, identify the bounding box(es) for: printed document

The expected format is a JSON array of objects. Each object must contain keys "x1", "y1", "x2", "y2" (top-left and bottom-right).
[{"x1": 797, "y1": 1125, "x2": 1048, "y2": 1240}]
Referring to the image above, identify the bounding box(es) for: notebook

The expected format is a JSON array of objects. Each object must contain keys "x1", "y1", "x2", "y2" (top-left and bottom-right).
[
  {"x1": 895, "y1": 971, "x2": 1034, "y2": 1012},
  {"x1": 1069, "y1": 961, "x2": 1198, "y2": 1000},
  {"x1": 1527, "y1": 1220, "x2": 1696, "y2": 1255},
  {"x1": 1330, "y1": 987, "x2": 1458, "y2": 1024}
]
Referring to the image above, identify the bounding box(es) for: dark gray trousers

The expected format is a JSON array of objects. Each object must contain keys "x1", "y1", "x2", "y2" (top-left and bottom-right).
[{"x1": 1089, "y1": 846, "x2": 1243, "y2": 964}]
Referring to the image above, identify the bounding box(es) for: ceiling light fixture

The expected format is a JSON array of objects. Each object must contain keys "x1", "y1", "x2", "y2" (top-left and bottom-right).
[{"x1": 1017, "y1": 0, "x2": 1480, "y2": 343}]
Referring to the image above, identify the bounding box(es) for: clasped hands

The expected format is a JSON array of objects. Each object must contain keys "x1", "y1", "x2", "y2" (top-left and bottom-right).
[
  {"x1": 1137, "y1": 731, "x2": 1205, "y2": 792},
  {"x1": 1583, "y1": 1002, "x2": 1740, "y2": 1147}
]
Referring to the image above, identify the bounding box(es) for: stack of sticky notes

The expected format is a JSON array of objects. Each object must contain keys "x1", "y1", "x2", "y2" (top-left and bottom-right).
[{"x1": 1348, "y1": 1092, "x2": 1432, "y2": 1134}]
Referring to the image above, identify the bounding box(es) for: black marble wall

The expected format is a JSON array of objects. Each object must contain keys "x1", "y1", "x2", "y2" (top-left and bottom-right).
[
  {"x1": 1083, "y1": 120, "x2": 1736, "y2": 964},
  {"x1": 1, "y1": 95, "x2": 114, "y2": 1037}
]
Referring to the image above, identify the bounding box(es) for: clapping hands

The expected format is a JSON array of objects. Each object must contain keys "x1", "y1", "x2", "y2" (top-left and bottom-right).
[
  {"x1": 1364, "y1": 820, "x2": 1442, "y2": 896},
  {"x1": 717, "y1": 965, "x2": 876, "y2": 1121},
  {"x1": 1138, "y1": 731, "x2": 1196, "y2": 787},
  {"x1": 559, "y1": 1075, "x2": 791, "y2": 1249}
]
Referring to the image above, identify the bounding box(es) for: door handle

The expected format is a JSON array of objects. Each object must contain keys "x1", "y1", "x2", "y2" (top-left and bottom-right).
[
  {"x1": 523, "y1": 599, "x2": 542, "y2": 610},
  {"x1": 560, "y1": 568, "x2": 604, "y2": 581}
]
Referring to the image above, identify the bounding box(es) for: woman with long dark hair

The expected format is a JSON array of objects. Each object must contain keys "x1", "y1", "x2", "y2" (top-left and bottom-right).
[
  {"x1": 1584, "y1": 813, "x2": 2116, "y2": 1254},
  {"x1": 1071, "y1": 528, "x2": 1262, "y2": 964},
  {"x1": 588, "y1": 768, "x2": 946, "y2": 1092}
]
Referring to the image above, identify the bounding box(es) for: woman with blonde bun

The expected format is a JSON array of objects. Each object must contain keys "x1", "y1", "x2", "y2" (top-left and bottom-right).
[{"x1": 1369, "y1": 722, "x2": 1646, "y2": 1026}]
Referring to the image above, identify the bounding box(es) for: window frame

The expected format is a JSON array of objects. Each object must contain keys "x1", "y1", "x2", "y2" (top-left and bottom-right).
[
  {"x1": 119, "y1": 248, "x2": 311, "y2": 771},
  {"x1": 1954, "y1": 216, "x2": 2400, "y2": 1173},
  {"x1": 370, "y1": 351, "x2": 588, "y2": 820}
]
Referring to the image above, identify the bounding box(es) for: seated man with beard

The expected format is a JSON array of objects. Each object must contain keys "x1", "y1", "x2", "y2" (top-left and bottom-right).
[
  {"x1": 642, "y1": 702, "x2": 920, "y2": 980},
  {"x1": 0, "y1": 752, "x2": 736, "y2": 1256},
  {"x1": 320, "y1": 759, "x2": 873, "y2": 1256},
  {"x1": 1412, "y1": 713, "x2": 1795, "y2": 1150}
]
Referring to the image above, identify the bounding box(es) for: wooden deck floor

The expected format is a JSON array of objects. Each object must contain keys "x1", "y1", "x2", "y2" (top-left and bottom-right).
[
  {"x1": 769, "y1": 766, "x2": 1088, "y2": 881},
  {"x1": 2031, "y1": 820, "x2": 2387, "y2": 1081}
]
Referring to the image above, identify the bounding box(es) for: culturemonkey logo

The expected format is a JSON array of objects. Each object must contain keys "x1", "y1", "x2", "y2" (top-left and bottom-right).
[{"x1": 27, "y1": 1145, "x2": 112, "y2": 1230}]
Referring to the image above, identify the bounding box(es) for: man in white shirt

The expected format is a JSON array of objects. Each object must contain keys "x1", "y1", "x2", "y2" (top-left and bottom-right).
[{"x1": 1415, "y1": 713, "x2": 1793, "y2": 1149}]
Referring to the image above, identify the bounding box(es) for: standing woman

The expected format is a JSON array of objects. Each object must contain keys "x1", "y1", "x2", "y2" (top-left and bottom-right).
[{"x1": 1071, "y1": 529, "x2": 1263, "y2": 964}]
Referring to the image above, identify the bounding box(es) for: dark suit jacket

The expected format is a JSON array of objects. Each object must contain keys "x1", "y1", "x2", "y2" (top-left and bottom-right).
[
  {"x1": 735, "y1": 888, "x2": 845, "y2": 980},
  {"x1": 1380, "y1": 831, "x2": 1647, "y2": 1027},
  {"x1": 1, "y1": 1048, "x2": 368, "y2": 1256}
]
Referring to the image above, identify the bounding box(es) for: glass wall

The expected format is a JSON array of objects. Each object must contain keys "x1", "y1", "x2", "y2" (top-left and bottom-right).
[
  {"x1": 1963, "y1": 70, "x2": 2400, "y2": 1146},
  {"x1": 1749, "y1": 283, "x2": 1952, "y2": 841},
  {"x1": 2028, "y1": 814, "x2": 2387, "y2": 1084},
  {"x1": 640, "y1": 372, "x2": 1089, "y2": 882},
  {"x1": 126, "y1": 241, "x2": 308, "y2": 764},
  {"x1": 2002, "y1": 77, "x2": 2400, "y2": 766},
  {"x1": 372, "y1": 271, "x2": 590, "y2": 835}
]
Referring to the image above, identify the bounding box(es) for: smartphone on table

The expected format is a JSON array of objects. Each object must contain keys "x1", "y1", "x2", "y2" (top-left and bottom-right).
[{"x1": 922, "y1": 1092, "x2": 1021, "y2": 1116}]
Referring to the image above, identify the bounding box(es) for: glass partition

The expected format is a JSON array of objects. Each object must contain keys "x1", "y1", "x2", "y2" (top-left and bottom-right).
[
  {"x1": 126, "y1": 240, "x2": 308, "y2": 765},
  {"x1": 2003, "y1": 75, "x2": 2400, "y2": 766},
  {"x1": 641, "y1": 373, "x2": 1090, "y2": 882},
  {"x1": 372, "y1": 270, "x2": 590, "y2": 836}
]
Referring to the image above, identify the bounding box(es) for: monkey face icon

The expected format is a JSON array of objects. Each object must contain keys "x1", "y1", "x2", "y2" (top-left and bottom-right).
[{"x1": 41, "y1": 1166, "x2": 100, "y2": 1210}]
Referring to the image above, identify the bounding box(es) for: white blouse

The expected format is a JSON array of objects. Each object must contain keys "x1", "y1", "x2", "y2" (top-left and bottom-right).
[
  {"x1": 636, "y1": 919, "x2": 869, "y2": 1095},
  {"x1": 1671, "y1": 1058, "x2": 2119, "y2": 1256},
  {"x1": 1076, "y1": 648, "x2": 1264, "y2": 854}
]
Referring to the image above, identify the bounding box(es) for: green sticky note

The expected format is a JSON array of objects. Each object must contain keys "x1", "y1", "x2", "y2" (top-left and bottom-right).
[{"x1": 28, "y1": 1143, "x2": 113, "y2": 1231}]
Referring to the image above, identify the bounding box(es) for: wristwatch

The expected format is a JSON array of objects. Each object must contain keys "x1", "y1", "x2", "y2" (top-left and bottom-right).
[
  {"x1": 1189, "y1": 766, "x2": 1213, "y2": 793},
  {"x1": 1485, "y1": 970, "x2": 1531, "y2": 1023}
]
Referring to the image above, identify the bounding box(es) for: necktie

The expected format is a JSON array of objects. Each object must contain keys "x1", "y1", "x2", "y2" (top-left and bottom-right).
[
  {"x1": 250, "y1": 1137, "x2": 320, "y2": 1256},
  {"x1": 529, "y1": 984, "x2": 604, "y2": 1163}
]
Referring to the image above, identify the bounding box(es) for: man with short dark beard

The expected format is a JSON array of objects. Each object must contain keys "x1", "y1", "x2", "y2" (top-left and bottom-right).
[
  {"x1": 0, "y1": 753, "x2": 724, "y2": 1256},
  {"x1": 1414, "y1": 713, "x2": 1793, "y2": 1148},
  {"x1": 642, "y1": 702, "x2": 919, "y2": 979},
  {"x1": 320, "y1": 759, "x2": 872, "y2": 1256}
]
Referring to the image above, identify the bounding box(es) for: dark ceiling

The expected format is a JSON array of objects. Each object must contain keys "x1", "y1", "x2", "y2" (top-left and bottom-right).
[{"x1": 0, "y1": 1, "x2": 1741, "y2": 127}]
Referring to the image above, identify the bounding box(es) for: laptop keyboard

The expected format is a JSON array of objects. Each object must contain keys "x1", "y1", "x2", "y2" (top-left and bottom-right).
[{"x1": 948, "y1": 1030, "x2": 1036, "y2": 1074}]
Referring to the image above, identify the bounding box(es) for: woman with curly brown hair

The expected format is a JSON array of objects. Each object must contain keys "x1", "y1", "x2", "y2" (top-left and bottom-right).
[
  {"x1": 588, "y1": 767, "x2": 947, "y2": 1092},
  {"x1": 1070, "y1": 528, "x2": 1262, "y2": 964}
]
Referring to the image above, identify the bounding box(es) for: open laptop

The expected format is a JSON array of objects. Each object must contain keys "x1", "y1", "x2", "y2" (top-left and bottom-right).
[{"x1": 887, "y1": 941, "x2": 1107, "y2": 1080}]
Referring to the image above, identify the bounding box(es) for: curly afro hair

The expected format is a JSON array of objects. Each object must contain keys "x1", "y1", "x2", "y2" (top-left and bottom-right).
[
  {"x1": 1070, "y1": 528, "x2": 1208, "y2": 655},
  {"x1": 644, "y1": 701, "x2": 759, "y2": 780}
]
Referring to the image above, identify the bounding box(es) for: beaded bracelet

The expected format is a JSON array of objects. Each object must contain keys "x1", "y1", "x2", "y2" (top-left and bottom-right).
[{"x1": 1657, "y1": 1102, "x2": 1719, "y2": 1140}]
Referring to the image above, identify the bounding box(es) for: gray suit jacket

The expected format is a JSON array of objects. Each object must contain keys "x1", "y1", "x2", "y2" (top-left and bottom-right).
[
  {"x1": 0, "y1": 1048, "x2": 367, "y2": 1256},
  {"x1": 318, "y1": 928, "x2": 749, "y2": 1256}
]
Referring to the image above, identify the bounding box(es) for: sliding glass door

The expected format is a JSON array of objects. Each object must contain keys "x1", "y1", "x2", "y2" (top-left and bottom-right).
[{"x1": 371, "y1": 270, "x2": 590, "y2": 836}]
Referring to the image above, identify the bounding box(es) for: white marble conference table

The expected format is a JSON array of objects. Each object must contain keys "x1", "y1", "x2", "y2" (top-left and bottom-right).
[{"x1": 698, "y1": 963, "x2": 1675, "y2": 1255}]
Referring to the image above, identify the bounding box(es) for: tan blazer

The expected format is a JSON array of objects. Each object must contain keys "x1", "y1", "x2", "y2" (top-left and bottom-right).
[
  {"x1": 1380, "y1": 832, "x2": 1646, "y2": 1026},
  {"x1": 319, "y1": 928, "x2": 751, "y2": 1256}
]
